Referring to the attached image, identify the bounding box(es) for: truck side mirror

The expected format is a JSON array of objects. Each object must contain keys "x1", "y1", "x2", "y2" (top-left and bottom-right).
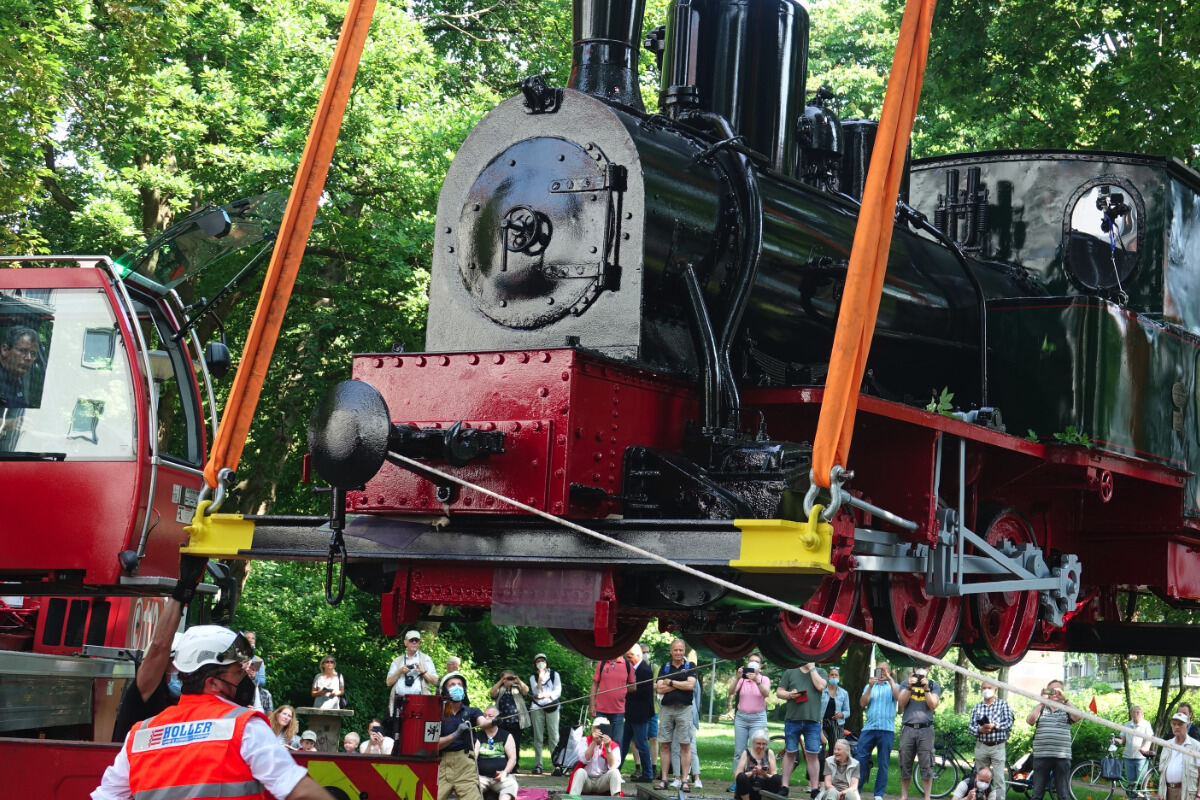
[{"x1": 204, "y1": 340, "x2": 232, "y2": 379}]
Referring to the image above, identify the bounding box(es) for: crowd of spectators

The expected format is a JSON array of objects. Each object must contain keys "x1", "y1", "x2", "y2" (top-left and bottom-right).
[{"x1": 227, "y1": 625, "x2": 1200, "y2": 800}]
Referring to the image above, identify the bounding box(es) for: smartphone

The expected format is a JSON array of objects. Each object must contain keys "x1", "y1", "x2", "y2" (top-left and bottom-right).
[{"x1": 874, "y1": 668, "x2": 885, "y2": 679}]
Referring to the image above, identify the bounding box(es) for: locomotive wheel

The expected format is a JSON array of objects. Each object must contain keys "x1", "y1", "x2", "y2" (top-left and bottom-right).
[
  {"x1": 871, "y1": 573, "x2": 961, "y2": 661},
  {"x1": 756, "y1": 573, "x2": 861, "y2": 666},
  {"x1": 549, "y1": 622, "x2": 647, "y2": 660},
  {"x1": 697, "y1": 633, "x2": 758, "y2": 660},
  {"x1": 962, "y1": 506, "x2": 1040, "y2": 670}
]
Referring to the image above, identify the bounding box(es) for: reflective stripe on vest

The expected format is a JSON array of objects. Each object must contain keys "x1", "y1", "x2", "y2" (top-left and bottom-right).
[
  {"x1": 126, "y1": 694, "x2": 266, "y2": 800},
  {"x1": 133, "y1": 780, "x2": 265, "y2": 800}
]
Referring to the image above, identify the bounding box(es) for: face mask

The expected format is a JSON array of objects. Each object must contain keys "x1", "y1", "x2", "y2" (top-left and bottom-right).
[
  {"x1": 916, "y1": 670, "x2": 928, "y2": 678},
  {"x1": 167, "y1": 673, "x2": 182, "y2": 698},
  {"x1": 536, "y1": 661, "x2": 547, "y2": 670},
  {"x1": 228, "y1": 674, "x2": 256, "y2": 706},
  {"x1": 977, "y1": 782, "x2": 990, "y2": 792},
  {"x1": 747, "y1": 662, "x2": 761, "y2": 671},
  {"x1": 448, "y1": 685, "x2": 465, "y2": 702},
  {"x1": 830, "y1": 678, "x2": 840, "y2": 686},
  {"x1": 982, "y1": 688, "x2": 995, "y2": 699}
]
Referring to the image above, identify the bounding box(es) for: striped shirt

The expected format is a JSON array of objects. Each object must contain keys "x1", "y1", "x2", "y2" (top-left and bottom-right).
[
  {"x1": 862, "y1": 682, "x2": 898, "y2": 732},
  {"x1": 968, "y1": 698, "x2": 1014, "y2": 744},
  {"x1": 1031, "y1": 708, "x2": 1073, "y2": 759}
]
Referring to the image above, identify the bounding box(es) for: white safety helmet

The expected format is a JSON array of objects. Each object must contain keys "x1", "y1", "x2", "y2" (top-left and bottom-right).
[{"x1": 172, "y1": 625, "x2": 254, "y2": 674}]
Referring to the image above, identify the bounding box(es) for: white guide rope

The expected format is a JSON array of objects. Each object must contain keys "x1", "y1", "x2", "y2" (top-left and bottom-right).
[{"x1": 391, "y1": 451, "x2": 1195, "y2": 758}]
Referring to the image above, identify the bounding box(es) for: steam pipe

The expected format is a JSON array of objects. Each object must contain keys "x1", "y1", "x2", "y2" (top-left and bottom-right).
[
  {"x1": 682, "y1": 110, "x2": 764, "y2": 427},
  {"x1": 681, "y1": 262, "x2": 721, "y2": 429}
]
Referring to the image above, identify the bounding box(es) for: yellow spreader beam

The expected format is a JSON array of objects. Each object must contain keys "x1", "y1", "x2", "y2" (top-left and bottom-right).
[{"x1": 729, "y1": 506, "x2": 835, "y2": 574}]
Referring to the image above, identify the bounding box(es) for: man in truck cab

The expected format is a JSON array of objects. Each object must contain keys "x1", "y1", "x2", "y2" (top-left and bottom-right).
[{"x1": 92, "y1": 625, "x2": 336, "y2": 800}]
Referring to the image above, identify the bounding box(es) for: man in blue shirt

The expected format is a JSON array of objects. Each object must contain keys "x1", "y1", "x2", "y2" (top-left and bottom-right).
[{"x1": 857, "y1": 659, "x2": 901, "y2": 800}]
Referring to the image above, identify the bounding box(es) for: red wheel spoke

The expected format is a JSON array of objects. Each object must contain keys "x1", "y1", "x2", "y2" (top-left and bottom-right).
[
  {"x1": 962, "y1": 506, "x2": 1040, "y2": 669},
  {"x1": 757, "y1": 574, "x2": 860, "y2": 665}
]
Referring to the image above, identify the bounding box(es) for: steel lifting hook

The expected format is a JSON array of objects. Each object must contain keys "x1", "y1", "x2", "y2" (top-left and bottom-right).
[
  {"x1": 324, "y1": 486, "x2": 348, "y2": 606},
  {"x1": 325, "y1": 533, "x2": 348, "y2": 606}
]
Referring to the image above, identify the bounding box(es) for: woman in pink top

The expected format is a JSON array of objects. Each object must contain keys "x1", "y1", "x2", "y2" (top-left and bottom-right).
[{"x1": 727, "y1": 651, "x2": 773, "y2": 790}]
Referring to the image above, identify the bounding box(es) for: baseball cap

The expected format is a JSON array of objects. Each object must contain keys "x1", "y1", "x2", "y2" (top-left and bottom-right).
[
  {"x1": 534, "y1": 653, "x2": 547, "y2": 661},
  {"x1": 301, "y1": 730, "x2": 318, "y2": 741},
  {"x1": 404, "y1": 630, "x2": 421, "y2": 642},
  {"x1": 1173, "y1": 712, "x2": 1190, "y2": 723},
  {"x1": 592, "y1": 716, "x2": 610, "y2": 728}
]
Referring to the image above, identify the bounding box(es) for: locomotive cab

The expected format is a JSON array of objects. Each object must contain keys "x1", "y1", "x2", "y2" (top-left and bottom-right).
[{"x1": 0, "y1": 259, "x2": 214, "y2": 595}]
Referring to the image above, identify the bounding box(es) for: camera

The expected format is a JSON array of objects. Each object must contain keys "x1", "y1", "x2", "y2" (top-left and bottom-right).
[
  {"x1": 874, "y1": 668, "x2": 885, "y2": 679},
  {"x1": 979, "y1": 716, "x2": 990, "y2": 726},
  {"x1": 404, "y1": 673, "x2": 416, "y2": 687},
  {"x1": 743, "y1": 665, "x2": 756, "y2": 677},
  {"x1": 371, "y1": 725, "x2": 384, "y2": 735}
]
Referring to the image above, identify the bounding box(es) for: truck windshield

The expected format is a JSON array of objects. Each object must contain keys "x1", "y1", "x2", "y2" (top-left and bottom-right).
[{"x1": 0, "y1": 287, "x2": 136, "y2": 459}]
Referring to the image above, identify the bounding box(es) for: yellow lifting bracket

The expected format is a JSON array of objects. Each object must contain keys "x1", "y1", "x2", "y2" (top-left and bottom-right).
[
  {"x1": 182, "y1": 499, "x2": 256, "y2": 558},
  {"x1": 729, "y1": 504, "x2": 835, "y2": 574}
]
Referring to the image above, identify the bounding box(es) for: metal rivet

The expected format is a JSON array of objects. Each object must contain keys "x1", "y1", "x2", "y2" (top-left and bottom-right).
[
  {"x1": 519, "y1": 352, "x2": 530, "y2": 363},
  {"x1": 416, "y1": 356, "x2": 426, "y2": 367},
  {"x1": 445, "y1": 226, "x2": 452, "y2": 234},
  {"x1": 499, "y1": 300, "x2": 507, "y2": 307},
  {"x1": 547, "y1": 297, "x2": 555, "y2": 304},
  {"x1": 468, "y1": 354, "x2": 479, "y2": 364},
  {"x1": 473, "y1": 203, "x2": 481, "y2": 211},
  {"x1": 622, "y1": 233, "x2": 630, "y2": 240},
  {"x1": 540, "y1": 352, "x2": 551, "y2": 362},
  {"x1": 509, "y1": 159, "x2": 516, "y2": 166},
  {"x1": 494, "y1": 354, "x2": 505, "y2": 364},
  {"x1": 448, "y1": 245, "x2": 455, "y2": 252},
  {"x1": 558, "y1": 154, "x2": 565, "y2": 161},
  {"x1": 538, "y1": 387, "x2": 549, "y2": 397},
  {"x1": 440, "y1": 356, "x2": 450, "y2": 366},
  {"x1": 589, "y1": 246, "x2": 598, "y2": 254},
  {"x1": 552, "y1": 182, "x2": 560, "y2": 190}
]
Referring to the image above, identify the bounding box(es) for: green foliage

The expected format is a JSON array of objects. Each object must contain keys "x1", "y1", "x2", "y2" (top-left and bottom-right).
[
  {"x1": 1092, "y1": 681, "x2": 1116, "y2": 695},
  {"x1": 1026, "y1": 429, "x2": 1039, "y2": 442},
  {"x1": 1053, "y1": 426, "x2": 1091, "y2": 446},
  {"x1": 926, "y1": 387, "x2": 955, "y2": 416}
]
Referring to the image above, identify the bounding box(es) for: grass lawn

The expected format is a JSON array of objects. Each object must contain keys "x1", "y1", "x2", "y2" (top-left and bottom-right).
[{"x1": 519, "y1": 720, "x2": 910, "y2": 794}]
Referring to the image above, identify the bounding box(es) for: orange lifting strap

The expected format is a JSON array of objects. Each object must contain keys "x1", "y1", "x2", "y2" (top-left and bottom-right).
[
  {"x1": 203, "y1": 0, "x2": 377, "y2": 490},
  {"x1": 811, "y1": 0, "x2": 937, "y2": 489}
]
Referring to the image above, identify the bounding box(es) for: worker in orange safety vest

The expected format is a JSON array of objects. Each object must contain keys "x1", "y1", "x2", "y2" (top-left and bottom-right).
[{"x1": 92, "y1": 625, "x2": 335, "y2": 800}]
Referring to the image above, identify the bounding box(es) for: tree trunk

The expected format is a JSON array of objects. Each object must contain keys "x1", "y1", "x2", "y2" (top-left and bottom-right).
[
  {"x1": 1118, "y1": 654, "x2": 1133, "y2": 711},
  {"x1": 843, "y1": 641, "x2": 873, "y2": 733},
  {"x1": 955, "y1": 649, "x2": 968, "y2": 714},
  {"x1": 1153, "y1": 656, "x2": 1187, "y2": 738}
]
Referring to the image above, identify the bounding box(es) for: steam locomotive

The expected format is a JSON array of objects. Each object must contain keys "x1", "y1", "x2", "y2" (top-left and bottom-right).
[{"x1": 308, "y1": 0, "x2": 1200, "y2": 666}]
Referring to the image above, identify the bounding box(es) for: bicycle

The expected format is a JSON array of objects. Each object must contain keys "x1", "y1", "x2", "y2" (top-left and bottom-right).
[
  {"x1": 929, "y1": 733, "x2": 975, "y2": 799},
  {"x1": 1068, "y1": 738, "x2": 1159, "y2": 800}
]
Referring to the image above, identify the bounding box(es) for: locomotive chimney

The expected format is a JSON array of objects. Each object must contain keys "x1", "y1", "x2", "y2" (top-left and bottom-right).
[
  {"x1": 658, "y1": 0, "x2": 809, "y2": 175},
  {"x1": 570, "y1": 0, "x2": 646, "y2": 111}
]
